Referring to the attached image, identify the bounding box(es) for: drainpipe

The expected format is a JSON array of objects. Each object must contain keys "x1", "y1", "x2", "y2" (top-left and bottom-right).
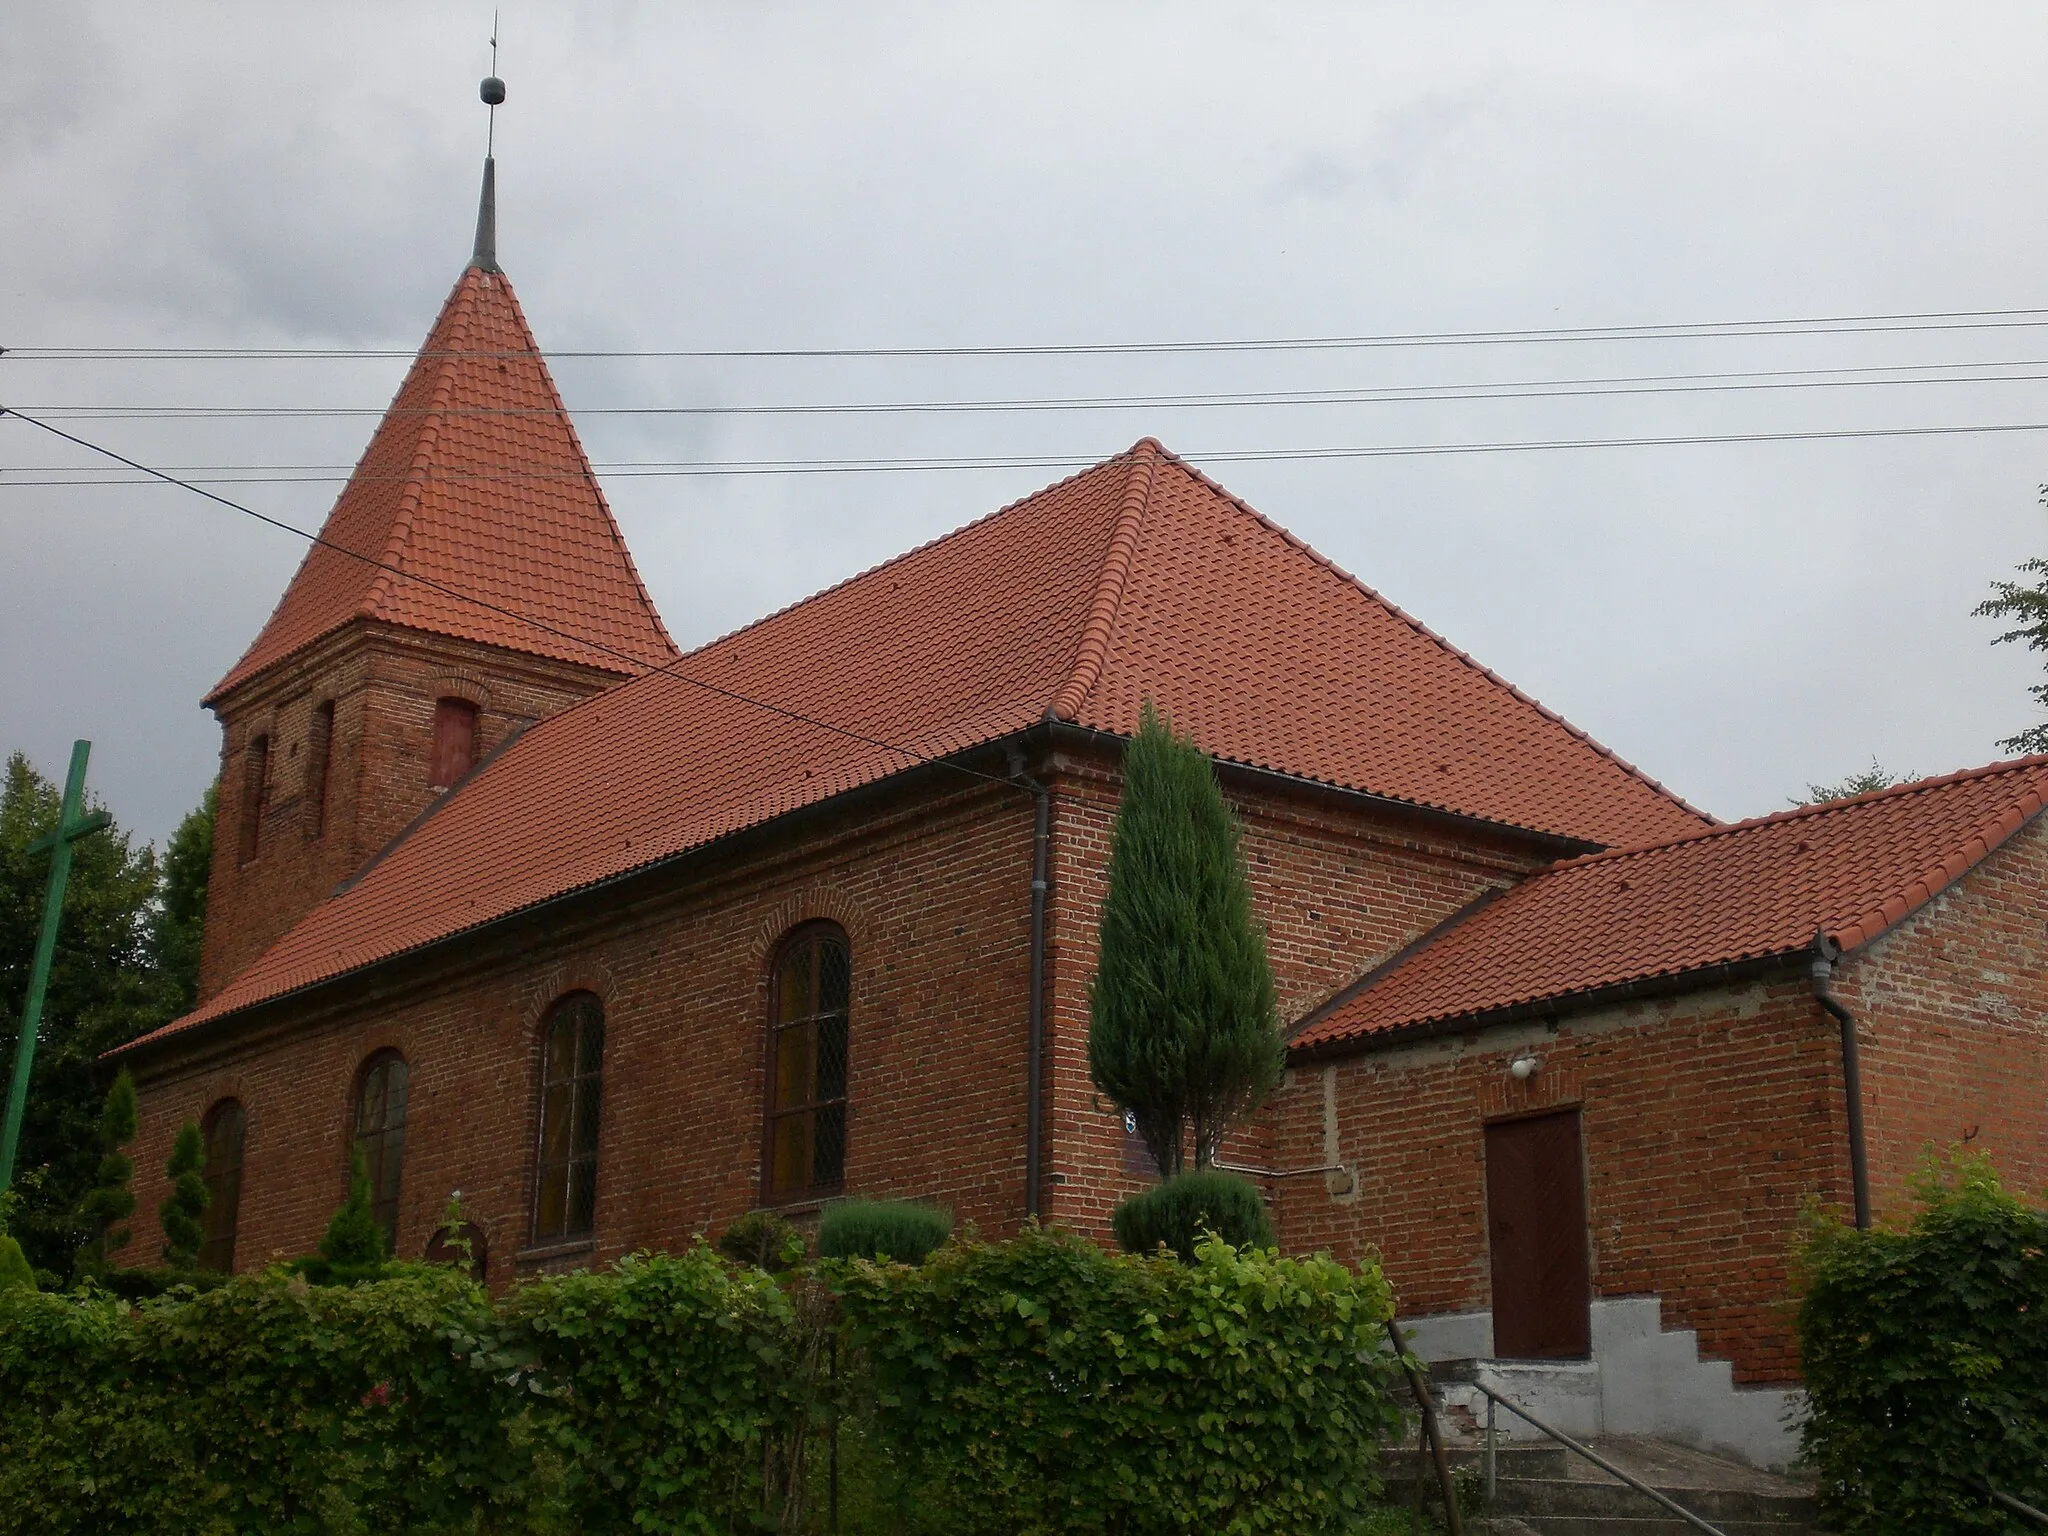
[
  {"x1": 1810, "y1": 934, "x2": 1872, "y2": 1230},
  {"x1": 1008, "y1": 747, "x2": 1052, "y2": 1220}
]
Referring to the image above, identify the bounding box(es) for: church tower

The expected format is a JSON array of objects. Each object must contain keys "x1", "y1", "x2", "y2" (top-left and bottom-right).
[{"x1": 197, "y1": 121, "x2": 677, "y2": 998}]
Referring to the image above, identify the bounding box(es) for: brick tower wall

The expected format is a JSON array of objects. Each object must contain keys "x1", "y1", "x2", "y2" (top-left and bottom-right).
[{"x1": 199, "y1": 624, "x2": 627, "y2": 998}]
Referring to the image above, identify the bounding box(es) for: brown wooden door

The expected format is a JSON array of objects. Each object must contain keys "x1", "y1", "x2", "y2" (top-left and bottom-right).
[{"x1": 1485, "y1": 1111, "x2": 1591, "y2": 1359}]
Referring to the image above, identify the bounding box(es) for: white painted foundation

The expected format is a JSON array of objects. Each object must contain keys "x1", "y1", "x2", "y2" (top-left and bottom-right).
[{"x1": 1395, "y1": 1295, "x2": 1806, "y2": 1471}]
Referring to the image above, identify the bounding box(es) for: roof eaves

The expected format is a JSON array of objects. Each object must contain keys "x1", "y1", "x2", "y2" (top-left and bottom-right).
[
  {"x1": 1288, "y1": 949, "x2": 1804, "y2": 1063},
  {"x1": 1047, "y1": 439, "x2": 1158, "y2": 722}
]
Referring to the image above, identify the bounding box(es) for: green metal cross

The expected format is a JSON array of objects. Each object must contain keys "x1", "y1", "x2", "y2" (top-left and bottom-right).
[{"x1": 0, "y1": 740, "x2": 112, "y2": 1193}]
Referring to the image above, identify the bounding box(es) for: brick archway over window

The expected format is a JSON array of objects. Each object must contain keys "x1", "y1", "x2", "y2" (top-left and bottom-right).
[{"x1": 748, "y1": 886, "x2": 872, "y2": 977}]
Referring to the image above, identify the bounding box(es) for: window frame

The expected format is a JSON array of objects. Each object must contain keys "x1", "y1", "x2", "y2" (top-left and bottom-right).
[
  {"x1": 350, "y1": 1050, "x2": 409, "y2": 1246},
  {"x1": 529, "y1": 992, "x2": 606, "y2": 1246},
  {"x1": 758, "y1": 921, "x2": 852, "y2": 1206},
  {"x1": 197, "y1": 1098, "x2": 246, "y2": 1273}
]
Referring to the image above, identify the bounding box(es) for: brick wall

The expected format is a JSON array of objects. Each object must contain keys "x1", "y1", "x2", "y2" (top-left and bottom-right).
[
  {"x1": 1269, "y1": 979, "x2": 1848, "y2": 1384},
  {"x1": 1037, "y1": 745, "x2": 1551, "y2": 1239},
  {"x1": 1841, "y1": 811, "x2": 2048, "y2": 1216},
  {"x1": 130, "y1": 738, "x2": 1563, "y2": 1281},
  {"x1": 200, "y1": 623, "x2": 625, "y2": 996}
]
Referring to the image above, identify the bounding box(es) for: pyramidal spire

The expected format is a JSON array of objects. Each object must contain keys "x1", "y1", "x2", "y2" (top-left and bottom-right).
[
  {"x1": 472, "y1": 69, "x2": 505, "y2": 272},
  {"x1": 472, "y1": 155, "x2": 498, "y2": 272}
]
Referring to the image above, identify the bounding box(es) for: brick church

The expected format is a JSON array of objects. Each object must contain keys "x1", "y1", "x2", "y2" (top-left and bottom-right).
[{"x1": 116, "y1": 162, "x2": 2048, "y2": 1467}]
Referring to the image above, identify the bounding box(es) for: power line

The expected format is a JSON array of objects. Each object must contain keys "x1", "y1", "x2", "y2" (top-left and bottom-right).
[
  {"x1": 11, "y1": 304, "x2": 2048, "y2": 361},
  {"x1": 8, "y1": 420, "x2": 2048, "y2": 488},
  {"x1": 21, "y1": 357, "x2": 2048, "y2": 425},
  {"x1": 0, "y1": 406, "x2": 1024, "y2": 796}
]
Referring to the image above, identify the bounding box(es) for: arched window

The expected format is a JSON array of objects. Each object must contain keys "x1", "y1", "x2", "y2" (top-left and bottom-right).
[
  {"x1": 198, "y1": 1099, "x2": 246, "y2": 1273},
  {"x1": 762, "y1": 923, "x2": 850, "y2": 1203},
  {"x1": 352, "y1": 1052, "x2": 409, "y2": 1244},
  {"x1": 430, "y1": 698, "x2": 478, "y2": 789},
  {"x1": 532, "y1": 993, "x2": 605, "y2": 1244}
]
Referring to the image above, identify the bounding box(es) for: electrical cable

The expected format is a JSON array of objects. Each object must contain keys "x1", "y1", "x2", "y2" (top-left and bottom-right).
[
  {"x1": 9, "y1": 419, "x2": 2048, "y2": 487},
  {"x1": 0, "y1": 406, "x2": 1026, "y2": 796},
  {"x1": 11, "y1": 303, "x2": 2048, "y2": 360}
]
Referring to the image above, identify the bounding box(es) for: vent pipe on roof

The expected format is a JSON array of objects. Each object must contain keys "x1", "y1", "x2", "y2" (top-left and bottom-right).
[{"x1": 1811, "y1": 932, "x2": 1872, "y2": 1230}]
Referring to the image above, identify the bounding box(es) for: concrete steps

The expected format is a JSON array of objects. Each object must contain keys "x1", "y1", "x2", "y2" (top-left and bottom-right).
[{"x1": 1380, "y1": 1435, "x2": 1817, "y2": 1536}]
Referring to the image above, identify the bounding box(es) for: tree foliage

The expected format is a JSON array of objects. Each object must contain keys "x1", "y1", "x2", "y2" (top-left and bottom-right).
[
  {"x1": 70, "y1": 1069, "x2": 137, "y2": 1281},
  {"x1": 1797, "y1": 1154, "x2": 2048, "y2": 1533},
  {"x1": 1088, "y1": 704, "x2": 1281, "y2": 1175},
  {"x1": 1794, "y1": 756, "x2": 1914, "y2": 806},
  {"x1": 150, "y1": 786, "x2": 213, "y2": 1015},
  {"x1": 157, "y1": 1119, "x2": 208, "y2": 1269},
  {"x1": 1975, "y1": 501, "x2": 2048, "y2": 754},
  {"x1": 0, "y1": 754, "x2": 183, "y2": 1278}
]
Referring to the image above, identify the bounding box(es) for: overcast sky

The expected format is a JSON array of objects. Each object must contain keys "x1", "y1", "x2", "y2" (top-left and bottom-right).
[{"x1": 8, "y1": 2, "x2": 2048, "y2": 850}]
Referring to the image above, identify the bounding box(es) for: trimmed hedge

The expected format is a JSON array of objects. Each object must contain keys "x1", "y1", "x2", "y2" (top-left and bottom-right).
[
  {"x1": 1798, "y1": 1156, "x2": 2048, "y2": 1533},
  {"x1": 1112, "y1": 1169, "x2": 1275, "y2": 1260},
  {"x1": 834, "y1": 1226, "x2": 1402, "y2": 1534},
  {"x1": 0, "y1": 1232, "x2": 1402, "y2": 1535},
  {"x1": 818, "y1": 1198, "x2": 952, "y2": 1264}
]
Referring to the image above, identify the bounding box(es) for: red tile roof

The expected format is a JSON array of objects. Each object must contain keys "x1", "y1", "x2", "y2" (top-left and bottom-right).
[
  {"x1": 206, "y1": 266, "x2": 676, "y2": 702},
  {"x1": 140, "y1": 440, "x2": 1708, "y2": 1047},
  {"x1": 1290, "y1": 756, "x2": 2048, "y2": 1054}
]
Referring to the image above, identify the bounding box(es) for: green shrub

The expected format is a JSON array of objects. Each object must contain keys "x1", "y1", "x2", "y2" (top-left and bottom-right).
[
  {"x1": 70, "y1": 1071, "x2": 137, "y2": 1283},
  {"x1": 0, "y1": 1265, "x2": 532, "y2": 1534},
  {"x1": 833, "y1": 1225, "x2": 1402, "y2": 1535},
  {"x1": 1088, "y1": 703, "x2": 1281, "y2": 1175},
  {"x1": 1798, "y1": 1154, "x2": 2048, "y2": 1533},
  {"x1": 1113, "y1": 1169, "x2": 1275, "y2": 1260},
  {"x1": 718, "y1": 1208, "x2": 807, "y2": 1270},
  {"x1": 507, "y1": 1245, "x2": 809, "y2": 1532},
  {"x1": 0, "y1": 1235, "x2": 32, "y2": 1293},
  {"x1": 819, "y1": 1198, "x2": 952, "y2": 1264},
  {"x1": 296, "y1": 1144, "x2": 391, "y2": 1283},
  {"x1": 157, "y1": 1119, "x2": 208, "y2": 1268}
]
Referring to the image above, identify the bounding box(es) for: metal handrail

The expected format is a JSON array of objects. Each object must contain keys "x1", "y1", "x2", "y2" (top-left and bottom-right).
[
  {"x1": 1468, "y1": 1377, "x2": 1728, "y2": 1536},
  {"x1": 1969, "y1": 1476, "x2": 2048, "y2": 1528}
]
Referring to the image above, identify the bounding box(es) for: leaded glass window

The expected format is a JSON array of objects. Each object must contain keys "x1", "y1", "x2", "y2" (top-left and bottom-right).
[
  {"x1": 532, "y1": 993, "x2": 604, "y2": 1243},
  {"x1": 353, "y1": 1052, "x2": 408, "y2": 1244},
  {"x1": 198, "y1": 1099, "x2": 245, "y2": 1273},
  {"x1": 763, "y1": 924, "x2": 850, "y2": 1202}
]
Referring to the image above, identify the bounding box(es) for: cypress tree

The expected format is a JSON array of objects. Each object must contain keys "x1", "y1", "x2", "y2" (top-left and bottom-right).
[
  {"x1": 1088, "y1": 703, "x2": 1282, "y2": 1174},
  {"x1": 158, "y1": 1119, "x2": 209, "y2": 1269},
  {"x1": 318, "y1": 1145, "x2": 389, "y2": 1270},
  {"x1": 72, "y1": 1069, "x2": 139, "y2": 1280}
]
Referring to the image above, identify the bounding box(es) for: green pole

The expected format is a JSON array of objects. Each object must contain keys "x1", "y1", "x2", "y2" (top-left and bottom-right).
[{"x1": 0, "y1": 740, "x2": 111, "y2": 1193}]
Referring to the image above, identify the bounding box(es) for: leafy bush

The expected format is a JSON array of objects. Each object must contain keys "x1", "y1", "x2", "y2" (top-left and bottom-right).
[
  {"x1": 1798, "y1": 1155, "x2": 2048, "y2": 1533},
  {"x1": 717, "y1": 1208, "x2": 806, "y2": 1270},
  {"x1": 819, "y1": 1198, "x2": 952, "y2": 1264},
  {"x1": 1113, "y1": 1169, "x2": 1274, "y2": 1260},
  {"x1": 506, "y1": 1245, "x2": 812, "y2": 1533},
  {"x1": 292, "y1": 1144, "x2": 392, "y2": 1284},
  {"x1": 0, "y1": 1235, "x2": 31, "y2": 1293},
  {"x1": 0, "y1": 1265, "x2": 532, "y2": 1534},
  {"x1": 833, "y1": 1225, "x2": 1402, "y2": 1534}
]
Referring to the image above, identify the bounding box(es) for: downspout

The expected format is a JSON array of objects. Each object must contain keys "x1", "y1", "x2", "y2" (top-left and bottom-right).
[
  {"x1": 1810, "y1": 934, "x2": 1872, "y2": 1229},
  {"x1": 1008, "y1": 746, "x2": 1052, "y2": 1220}
]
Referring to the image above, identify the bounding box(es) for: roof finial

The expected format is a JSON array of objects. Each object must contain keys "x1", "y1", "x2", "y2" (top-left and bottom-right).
[{"x1": 473, "y1": 18, "x2": 505, "y2": 272}]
